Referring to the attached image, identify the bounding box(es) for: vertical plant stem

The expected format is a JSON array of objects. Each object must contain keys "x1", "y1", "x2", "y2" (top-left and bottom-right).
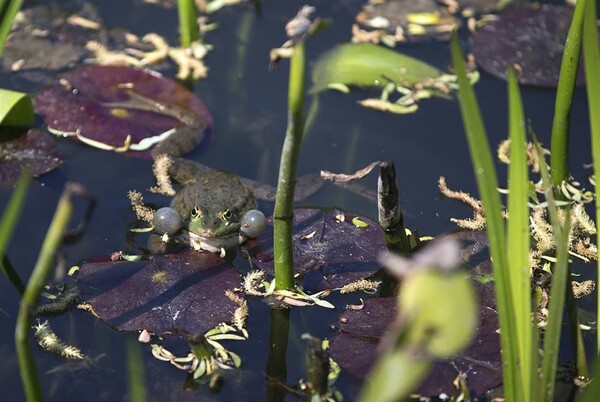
[
  {"x1": 177, "y1": 0, "x2": 199, "y2": 47},
  {"x1": 450, "y1": 32, "x2": 519, "y2": 401},
  {"x1": 0, "y1": 172, "x2": 29, "y2": 294},
  {"x1": 564, "y1": 281, "x2": 589, "y2": 378},
  {"x1": 273, "y1": 42, "x2": 306, "y2": 290},
  {"x1": 582, "y1": 0, "x2": 600, "y2": 354},
  {"x1": 549, "y1": 0, "x2": 586, "y2": 185},
  {"x1": 126, "y1": 334, "x2": 147, "y2": 402},
  {"x1": 532, "y1": 136, "x2": 572, "y2": 402},
  {"x1": 507, "y1": 68, "x2": 535, "y2": 400},
  {"x1": 15, "y1": 183, "x2": 85, "y2": 402},
  {"x1": 0, "y1": 0, "x2": 24, "y2": 55},
  {"x1": 265, "y1": 308, "x2": 290, "y2": 402}
]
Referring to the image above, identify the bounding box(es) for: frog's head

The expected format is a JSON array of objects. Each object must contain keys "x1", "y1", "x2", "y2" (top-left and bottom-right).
[{"x1": 187, "y1": 204, "x2": 242, "y2": 239}]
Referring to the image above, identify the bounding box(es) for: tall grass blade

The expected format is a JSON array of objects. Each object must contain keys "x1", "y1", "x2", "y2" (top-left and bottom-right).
[
  {"x1": 506, "y1": 68, "x2": 535, "y2": 400},
  {"x1": 582, "y1": 0, "x2": 600, "y2": 354},
  {"x1": 450, "y1": 32, "x2": 519, "y2": 401},
  {"x1": 549, "y1": 0, "x2": 586, "y2": 184},
  {"x1": 532, "y1": 135, "x2": 572, "y2": 402},
  {"x1": 0, "y1": 172, "x2": 29, "y2": 294},
  {"x1": 0, "y1": 0, "x2": 24, "y2": 55}
]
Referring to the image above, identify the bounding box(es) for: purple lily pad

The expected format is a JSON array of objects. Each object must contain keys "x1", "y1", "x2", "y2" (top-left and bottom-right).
[
  {"x1": 77, "y1": 249, "x2": 241, "y2": 337},
  {"x1": 329, "y1": 297, "x2": 502, "y2": 397},
  {"x1": 246, "y1": 208, "x2": 387, "y2": 293},
  {"x1": 34, "y1": 65, "x2": 213, "y2": 158},
  {"x1": 471, "y1": 5, "x2": 584, "y2": 87},
  {"x1": 0, "y1": 129, "x2": 63, "y2": 183}
]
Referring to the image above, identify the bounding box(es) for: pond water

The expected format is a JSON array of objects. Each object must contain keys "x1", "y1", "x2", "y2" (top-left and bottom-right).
[{"x1": 0, "y1": 0, "x2": 594, "y2": 401}]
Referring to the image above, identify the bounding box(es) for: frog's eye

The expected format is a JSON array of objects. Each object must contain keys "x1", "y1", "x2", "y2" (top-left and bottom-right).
[
  {"x1": 219, "y1": 209, "x2": 233, "y2": 221},
  {"x1": 191, "y1": 207, "x2": 202, "y2": 219}
]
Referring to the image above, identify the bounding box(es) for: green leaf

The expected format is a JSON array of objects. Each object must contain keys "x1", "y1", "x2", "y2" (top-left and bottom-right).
[
  {"x1": 581, "y1": 0, "x2": 600, "y2": 355},
  {"x1": 0, "y1": 0, "x2": 24, "y2": 55},
  {"x1": 400, "y1": 270, "x2": 477, "y2": 357},
  {"x1": 358, "y1": 349, "x2": 430, "y2": 402},
  {"x1": 0, "y1": 172, "x2": 29, "y2": 294},
  {"x1": 506, "y1": 68, "x2": 537, "y2": 400},
  {"x1": 549, "y1": 0, "x2": 586, "y2": 184},
  {"x1": 532, "y1": 133, "x2": 572, "y2": 402},
  {"x1": 450, "y1": 31, "x2": 520, "y2": 401},
  {"x1": 311, "y1": 43, "x2": 442, "y2": 94},
  {"x1": 0, "y1": 89, "x2": 34, "y2": 127}
]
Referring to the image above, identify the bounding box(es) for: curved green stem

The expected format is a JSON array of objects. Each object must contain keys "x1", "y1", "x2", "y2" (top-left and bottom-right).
[{"x1": 16, "y1": 183, "x2": 87, "y2": 402}]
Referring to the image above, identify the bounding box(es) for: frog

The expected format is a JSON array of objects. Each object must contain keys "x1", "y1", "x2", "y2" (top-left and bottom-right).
[
  {"x1": 113, "y1": 88, "x2": 324, "y2": 252},
  {"x1": 145, "y1": 154, "x2": 268, "y2": 253}
]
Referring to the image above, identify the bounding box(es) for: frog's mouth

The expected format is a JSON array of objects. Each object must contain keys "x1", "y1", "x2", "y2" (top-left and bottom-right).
[{"x1": 183, "y1": 230, "x2": 247, "y2": 253}]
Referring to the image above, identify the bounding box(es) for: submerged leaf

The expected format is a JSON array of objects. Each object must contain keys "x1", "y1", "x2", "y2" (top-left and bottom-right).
[
  {"x1": 246, "y1": 208, "x2": 387, "y2": 293},
  {"x1": 0, "y1": 129, "x2": 63, "y2": 182},
  {"x1": 471, "y1": 5, "x2": 584, "y2": 87},
  {"x1": 35, "y1": 65, "x2": 213, "y2": 158},
  {"x1": 77, "y1": 249, "x2": 241, "y2": 337},
  {"x1": 311, "y1": 43, "x2": 442, "y2": 93}
]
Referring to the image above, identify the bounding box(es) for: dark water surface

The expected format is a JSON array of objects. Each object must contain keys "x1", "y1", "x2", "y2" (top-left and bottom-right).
[{"x1": 0, "y1": 0, "x2": 593, "y2": 400}]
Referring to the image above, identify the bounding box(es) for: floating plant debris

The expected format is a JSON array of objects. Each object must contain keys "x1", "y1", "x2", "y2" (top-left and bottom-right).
[
  {"x1": 246, "y1": 208, "x2": 387, "y2": 293},
  {"x1": 329, "y1": 297, "x2": 502, "y2": 397},
  {"x1": 35, "y1": 65, "x2": 213, "y2": 158},
  {"x1": 354, "y1": 0, "x2": 458, "y2": 44},
  {"x1": 0, "y1": 129, "x2": 63, "y2": 183},
  {"x1": 471, "y1": 5, "x2": 584, "y2": 87},
  {"x1": 77, "y1": 249, "x2": 241, "y2": 337}
]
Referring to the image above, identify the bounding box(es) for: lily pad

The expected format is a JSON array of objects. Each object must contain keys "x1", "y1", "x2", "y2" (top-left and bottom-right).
[
  {"x1": 246, "y1": 208, "x2": 387, "y2": 292},
  {"x1": 311, "y1": 43, "x2": 442, "y2": 93},
  {"x1": 329, "y1": 297, "x2": 502, "y2": 397},
  {"x1": 77, "y1": 249, "x2": 241, "y2": 337},
  {"x1": 355, "y1": 0, "x2": 458, "y2": 43},
  {"x1": 0, "y1": 129, "x2": 63, "y2": 183},
  {"x1": 471, "y1": 5, "x2": 584, "y2": 86},
  {"x1": 34, "y1": 65, "x2": 213, "y2": 158}
]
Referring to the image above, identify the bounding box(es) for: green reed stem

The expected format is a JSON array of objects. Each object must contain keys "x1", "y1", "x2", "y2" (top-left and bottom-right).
[
  {"x1": 0, "y1": 172, "x2": 29, "y2": 294},
  {"x1": 15, "y1": 183, "x2": 86, "y2": 402},
  {"x1": 450, "y1": 32, "x2": 519, "y2": 401},
  {"x1": 532, "y1": 135, "x2": 573, "y2": 401},
  {"x1": 265, "y1": 308, "x2": 290, "y2": 402},
  {"x1": 0, "y1": 0, "x2": 24, "y2": 55},
  {"x1": 273, "y1": 41, "x2": 306, "y2": 290},
  {"x1": 177, "y1": 0, "x2": 199, "y2": 47},
  {"x1": 549, "y1": 0, "x2": 586, "y2": 185},
  {"x1": 126, "y1": 334, "x2": 147, "y2": 402},
  {"x1": 582, "y1": 0, "x2": 600, "y2": 354}
]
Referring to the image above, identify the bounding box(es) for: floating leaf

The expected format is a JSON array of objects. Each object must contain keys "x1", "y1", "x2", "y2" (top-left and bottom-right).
[
  {"x1": 246, "y1": 208, "x2": 387, "y2": 293},
  {"x1": 311, "y1": 43, "x2": 442, "y2": 93},
  {"x1": 329, "y1": 297, "x2": 502, "y2": 397},
  {"x1": 471, "y1": 5, "x2": 584, "y2": 87},
  {"x1": 0, "y1": 89, "x2": 33, "y2": 127},
  {"x1": 0, "y1": 129, "x2": 63, "y2": 183},
  {"x1": 77, "y1": 249, "x2": 241, "y2": 337},
  {"x1": 35, "y1": 65, "x2": 213, "y2": 158}
]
